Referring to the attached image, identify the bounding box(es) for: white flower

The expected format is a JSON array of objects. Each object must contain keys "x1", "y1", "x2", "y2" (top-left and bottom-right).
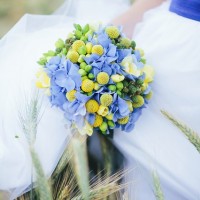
[{"x1": 121, "y1": 55, "x2": 141, "y2": 77}]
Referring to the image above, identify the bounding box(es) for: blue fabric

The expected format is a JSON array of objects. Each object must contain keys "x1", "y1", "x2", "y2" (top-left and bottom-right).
[{"x1": 170, "y1": 0, "x2": 200, "y2": 21}]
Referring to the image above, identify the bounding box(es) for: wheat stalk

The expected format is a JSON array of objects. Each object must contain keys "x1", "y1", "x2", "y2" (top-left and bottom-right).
[
  {"x1": 161, "y1": 110, "x2": 200, "y2": 153},
  {"x1": 152, "y1": 171, "x2": 164, "y2": 200}
]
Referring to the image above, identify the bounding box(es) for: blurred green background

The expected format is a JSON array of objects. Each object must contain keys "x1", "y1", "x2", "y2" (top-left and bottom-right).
[{"x1": 0, "y1": 0, "x2": 64, "y2": 37}]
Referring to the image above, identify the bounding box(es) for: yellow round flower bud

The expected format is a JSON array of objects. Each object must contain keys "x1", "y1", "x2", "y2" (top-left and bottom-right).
[
  {"x1": 120, "y1": 38, "x2": 131, "y2": 48},
  {"x1": 67, "y1": 50, "x2": 79, "y2": 63},
  {"x1": 81, "y1": 79, "x2": 95, "y2": 92},
  {"x1": 86, "y1": 42, "x2": 93, "y2": 54},
  {"x1": 100, "y1": 94, "x2": 113, "y2": 106},
  {"x1": 132, "y1": 95, "x2": 145, "y2": 108},
  {"x1": 118, "y1": 116, "x2": 129, "y2": 125},
  {"x1": 93, "y1": 114, "x2": 103, "y2": 127},
  {"x1": 126, "y1": 101, "x2": 133, "y2": 112},
  {"x1": 66, "y1": 90, "x2": 76, "y2": 102},
  {"x1": 97, "y1": 105, "x2": 109, "y2": 117},
  {"x1": 97, "y1": 72, "x2": 109, "y2": 85},
  {"x1": 146, "y1": 91, "x2": 153, "y2": 100},
  {"x1": 72, "y1": 40, "x2": 85, "y2": 52},
  {"x1": 92, "y1": 45, "x2": 104, "y2": 56},
  {"x1": 86, "y1": 99, "x2": 99, "y2": 113},
  {"x1": 105, "y1": 26, "x2": 120, "y2": 39}
]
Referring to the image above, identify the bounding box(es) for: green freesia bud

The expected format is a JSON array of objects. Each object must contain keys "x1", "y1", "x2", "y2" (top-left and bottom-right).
[
  {"x1": 37, "y1": 57, "x2": 47, "y2": 66},
  {"x1": 85, "y1": 30, "x2": 94, "y2": 38},
  {"x1": 78, "y1": 46, "x2": 87, "y2": 55},
  {"x1": 85, "y1": 65, "x2": 92, "y2": 72},
  {"x1": 78, "y1": 69, "x2": 87, "y2": 76},
  {"x1": 136, "y1": 79, "x2": 144, "y2": 85},
  {"x1": 55, "y1": 39, "x2": 65, "y2": 49},
  {"x1": 74, "y1": 23, "x2": 82, "y2": 31},
  {"x1": 43, "y1": 50, "x2": 55, "y2": 57},
  {"x1": 62, "y1": 48, "x2": 67, "y2": 55},
  {"x1": 108, "y1": 120, "x2": 115, "y2": 128},
  {"x1": 75, "y1": 30, "x2": 82, "y2": 39},
  {"x1": 100, "y1": 122, "x2": 108, "y2": 132},
  {"x1": 83, "y1": 24, "x2": 90, "y2": 34},
  {"x1": 123, "y1": 80, "x2": 129, "y2": 87}
]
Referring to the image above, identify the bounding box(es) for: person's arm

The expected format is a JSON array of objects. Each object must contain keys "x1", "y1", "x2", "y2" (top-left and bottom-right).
[{"x1": 112, "y1": 0, "x2": 165, "y2": 38}]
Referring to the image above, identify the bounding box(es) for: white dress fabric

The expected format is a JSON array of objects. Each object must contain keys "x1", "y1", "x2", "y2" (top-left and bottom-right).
[{"x1": 0, "y1": 0, "x2": 200, "y2": 199}]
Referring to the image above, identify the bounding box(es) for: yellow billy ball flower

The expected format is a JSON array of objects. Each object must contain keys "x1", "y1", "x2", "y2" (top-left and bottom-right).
[
  {"x1": 146, "y1": 91, "x2": 153, "y2": 100},
  {"x1": 105, "y1": 26, "x2": 120, "y2": 39},
  {"x1": 126, "y1": 101, "x2": 133, "y2": 112},
  {"x1": 86, "y1": 42, "x2": 93, "y2": 54},
  {"x1": 118, "y1": 116, "x2": 129, "y2": 125},
  {"x1": 132, "y1": 95, "x2": 145, "y2": 108},
  {"x1": 81, "y1": 79, "x2": 95, "y2": 92},
  {"x1": 92, "y1": 45, "x2": 104, "y2": 56},
  {"x1": 93, "y1": 114, "x2": 103, "y2": 127},
  {"x1": 97, "y1": 72, "x2": 109, "y2": 85},
  {"x1": 86, "y1": 99, "x2": 99, "y2": 113},
  {"x1": 97, "y1": 105, "x2": 109, "y2": 117},
  {"x1": 72, "y1": 40, "x2": 85, "y2": 52},
  {"x1": 111, "y1": 74, "x2": 125, "y2": 83},
  {"x1": 67, "y1": 50, "x2": 79, "y2": 63},
  {"x1": 100, "y1": 94, "x2": 113, "y2": 106},
  {"x1": 36, "y1": 70, "x2": 50, "y2": 88},
  {"x1": 66, "y1": 90, "x2": 76, "y2": 102},
  {"x1": 120, "y1": 38, "x2": 131, "y2": 48}
]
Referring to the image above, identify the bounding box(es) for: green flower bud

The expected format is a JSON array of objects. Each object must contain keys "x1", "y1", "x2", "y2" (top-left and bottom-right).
[
  {"x1": 108, "y1": 84, "x2": 117, "y2": 92},
  {"x1": 108, "y1": 120, "x2": 115, "y2": 128},
  {"x1": 136, "y1": 79, "x2": 144, "y2": 85},
  {"x1": 83, "y1": 24, "x2": 90, "y2": 34},
  {"x1": 123, "y1": 80, "x2": 129, "y2": 87},
  {"x1": 140, "y1": 57, "x2": 146, "y2": 64},
  {"x1": 81, "y1": 76, "x2": 88, "y2": 81},
  {"x1": 75, "y1": 30, "x2": 82, "y2": 39},
  {"x1": 116, "y1": 82, "x2": 124, "y2": 90},
  {"x1": 88, "y1": 73, "x2": 94, "y2": 79},
  {"x1": 131, "y1": 41, "x2": 136, "y2": 50},
  {"x1": 78, "y1": 69, "x2": 87, "y2": 76},
  {"x1": 81, "y1": 36, "x2": 87, "y2": 42},
  {"x1": 122, "y1": 87, "x2": 129, "y2": 93},
  {"x1": 87, "y1": 91, "x2": 93, "y2": 96},
  {"x1": 55, "y1": 39, "x2": 65, "y2": 49},
  {"x1": 80, "y1": 62, "x2": 87, "y2": 69},
  {"x1": 117, "y1": 90, "x2": 122, "y2": 96},
  {"x1": 78, "y1": 46, "x2": 87, "y2": 55},
  {"x1": 62, "y1": 48, "x2": 67, "y2": 55},
  {"x1": 100, "y1": 122, "x2": 108, "y2": 132},
  {"x1": 74, "y1": 23, "x2": 82, "y2": 31},
  {"x1": 85, "y1": 30, "x2": 94, "y2": 38},
  {"x1": 56, "y1": 48, "x2": 62, "y2": 53},
  {"x1": 85, "y1": 65, "x2": 92, "y2": 72},
  {"x1": 37, "y1": 57, "x2": 47, "y2": 66},
  {"x1": 78, "y1": 55, "x2": 85, "y2": 63},
  {"x1": 43, "y1": 50, "x2": 55, "y2": 57},
  {"x1": 129, "y1": 85, "x2": 137, "y2": 94}
]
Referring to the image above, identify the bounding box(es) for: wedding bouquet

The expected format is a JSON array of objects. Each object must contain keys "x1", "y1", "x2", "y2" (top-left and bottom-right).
[{"x1": 36, "y1": 23, "x2": 154, "y2": 136}]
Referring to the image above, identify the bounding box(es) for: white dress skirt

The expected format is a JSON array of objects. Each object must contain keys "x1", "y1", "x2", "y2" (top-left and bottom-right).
[{"x1": 0, "y1": 0, "x2": 200, "y2": 199}]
